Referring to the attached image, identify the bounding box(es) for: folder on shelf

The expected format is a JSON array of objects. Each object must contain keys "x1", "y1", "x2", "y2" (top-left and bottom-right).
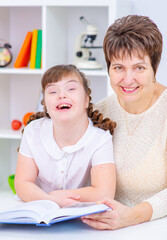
[
  {"x1": 35, "y1": 29, "x2": 42, "y2": 69},
  {"x1": 30, "y1": 29, "x2": 38, "y2": 69},
  {"x1": 14, "y1": 32, "x2": 32, "y2": 68}
]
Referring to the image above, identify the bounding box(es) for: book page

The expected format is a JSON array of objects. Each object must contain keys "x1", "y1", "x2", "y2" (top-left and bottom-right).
[
  {"x1": 0, "y1": 200, "x2": 60, "y2": 224},
  {"x1": 43, "y1": 202, "x2": 110, "y2": 224}
]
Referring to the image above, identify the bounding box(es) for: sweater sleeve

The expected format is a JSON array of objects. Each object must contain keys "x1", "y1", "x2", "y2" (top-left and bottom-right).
[
  {"x1": 144, "y1": 187, "x2": 167, "y2": 220},
  {"x1": 143, "y1": 118, "x2": 167, "y2": 221}
]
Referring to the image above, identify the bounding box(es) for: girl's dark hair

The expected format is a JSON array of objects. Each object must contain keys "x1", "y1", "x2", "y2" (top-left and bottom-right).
[
  {"x1": 27, "y1": 64, "x2": 116, "y2": 135},
  {"x1": 103, "y1": 15, "x2": 163, "y2": 75}
]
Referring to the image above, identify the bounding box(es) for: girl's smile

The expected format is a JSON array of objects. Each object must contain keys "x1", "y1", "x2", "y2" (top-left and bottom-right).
[{"x1": 56, "y1": 103, "x2": 72, "y2": 110}]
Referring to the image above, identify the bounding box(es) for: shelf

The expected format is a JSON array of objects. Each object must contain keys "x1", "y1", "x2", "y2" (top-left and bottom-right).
[
  {"x1": 0, "y1": 67, "x2": 107, "y2": 76},
  {"x1": 82, "y1": 69, "x2": 108, "y2": 77},
  {"x1": 0, "y1": 68, "x2": 44, "y2": 75},
  {"x1": 0, "y1": 127, "x2": 22, "y2": 140},
  {"x1": 0, "y1": 0, "x2": 130, "y2": 191},
  {"x1": 0, "y1": 0, "x2": 113, "y2": 7}
]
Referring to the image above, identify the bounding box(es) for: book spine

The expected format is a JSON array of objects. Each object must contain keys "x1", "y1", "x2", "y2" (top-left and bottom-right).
[
  {"x1": 30, "y1": 29, "x2": 38, "y2": 69},
  {"x1": 35, "y1": 30, "x2": 42, "y2": 69},
  {"x1": 14, "y1": 32, "x2": 32, "y2": 68}
]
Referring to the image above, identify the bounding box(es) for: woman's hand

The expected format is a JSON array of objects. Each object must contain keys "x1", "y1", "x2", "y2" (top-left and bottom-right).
[
  {"x1": 81, "y1": 198, "x2": 153, "y2": 230},
  {"x1": 49, "y1": 190, "x2": 80, "y2": 207}
]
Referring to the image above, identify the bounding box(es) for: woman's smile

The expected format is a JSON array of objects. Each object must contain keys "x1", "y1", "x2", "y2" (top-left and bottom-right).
[{"x1": 121, "y1": 86, "x2": 139, "y2": 93}]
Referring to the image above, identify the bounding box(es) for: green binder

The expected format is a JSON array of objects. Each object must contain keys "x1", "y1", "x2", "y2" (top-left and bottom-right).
[{"x1": 35, "y1": 29, "x2": 42, "y2": 68}]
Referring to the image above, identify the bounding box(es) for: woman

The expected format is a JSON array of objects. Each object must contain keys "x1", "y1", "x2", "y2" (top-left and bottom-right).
[{"x1": 82, "y1": 15, "x2": 167, "y2": 229}]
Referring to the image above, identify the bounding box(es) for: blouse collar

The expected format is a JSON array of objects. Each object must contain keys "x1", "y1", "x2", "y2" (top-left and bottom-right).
[{"x1": 40, "y1": 118, "x2": 96, "y2": 160}]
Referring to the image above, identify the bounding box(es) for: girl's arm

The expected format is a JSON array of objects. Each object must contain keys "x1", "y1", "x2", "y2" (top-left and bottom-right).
[
  {"x1": 49, "y1": 162, "x2": 116, "y2": 204},
  {"x1": 14, "y1": 153, "x2": 79, "y2": 205},
  {"x1": 15, "y1": 153, "x2": 50, "y2": 201}
]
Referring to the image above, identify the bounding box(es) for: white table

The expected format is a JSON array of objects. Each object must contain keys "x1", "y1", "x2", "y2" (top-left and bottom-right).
[{"x1": 0, "y1": 192, "x2": 167, "y2": 240}]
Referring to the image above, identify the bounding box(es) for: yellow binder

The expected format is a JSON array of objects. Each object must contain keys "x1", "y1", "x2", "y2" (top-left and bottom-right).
[{"x1": 30, "y1": 29, "x2": 38, "y2": 69}]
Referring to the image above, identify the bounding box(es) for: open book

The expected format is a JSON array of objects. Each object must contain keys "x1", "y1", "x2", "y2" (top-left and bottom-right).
[{"x1": 0, "y1": 200, "x2": 110, "y2": 226}]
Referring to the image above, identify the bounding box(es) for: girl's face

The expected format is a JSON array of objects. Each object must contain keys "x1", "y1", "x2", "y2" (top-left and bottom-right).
[
  {"x1": 44, "y1": 74, "x2": 89, "y2": 123},
  {"x1": 109, "y1": 52, "x2": 155, "y2": 111}
]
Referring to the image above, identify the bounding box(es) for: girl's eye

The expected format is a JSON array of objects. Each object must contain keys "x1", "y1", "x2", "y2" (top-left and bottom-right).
[
  {"x1": 49, "y1": 91, "x2": 57, "y2": 94},
  {"x1": 68, "y1": 88, "x2": 76, "y2": 91},
  {"x1": 67, "y1": 85, "x2": 77, "y2": 91}
]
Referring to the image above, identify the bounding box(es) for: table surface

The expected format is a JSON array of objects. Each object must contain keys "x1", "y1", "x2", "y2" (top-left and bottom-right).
[{"x1": 0, "y1": 191, "x2": 167, "y2": 240}]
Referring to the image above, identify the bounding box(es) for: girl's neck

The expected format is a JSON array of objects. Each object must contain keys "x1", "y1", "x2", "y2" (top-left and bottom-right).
[{"x1": 52, "y1": 115, "x2": 89, "y2": 149}]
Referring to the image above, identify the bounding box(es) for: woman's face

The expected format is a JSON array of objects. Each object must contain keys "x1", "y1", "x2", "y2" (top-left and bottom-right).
[{"x1": 109, "y1": 53, "x2": 155, "y2": 108}]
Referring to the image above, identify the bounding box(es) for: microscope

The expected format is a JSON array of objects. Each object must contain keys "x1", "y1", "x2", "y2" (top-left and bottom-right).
[{"x1": 74, "y1": 16, "x2": 103, "y2": 70}]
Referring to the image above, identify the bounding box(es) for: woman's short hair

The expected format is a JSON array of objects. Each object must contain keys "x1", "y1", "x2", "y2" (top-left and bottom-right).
[{"x1": 103, "y1": 15, "x2": 163, "y2": 74}]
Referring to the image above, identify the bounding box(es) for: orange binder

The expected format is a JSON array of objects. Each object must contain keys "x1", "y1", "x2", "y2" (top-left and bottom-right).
[{"x1": 14, "y1": 32, "x2": 32, "y2": 68}]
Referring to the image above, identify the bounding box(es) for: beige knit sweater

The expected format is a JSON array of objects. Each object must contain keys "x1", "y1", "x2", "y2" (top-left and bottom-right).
[{"x1": 94, "y1": 89, "x2": 167, "y2": 220}]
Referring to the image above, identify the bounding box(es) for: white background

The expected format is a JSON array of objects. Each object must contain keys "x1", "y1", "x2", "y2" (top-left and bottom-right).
[{"x1": 130, "y1": 0, "x2": 167, "y2": 86}]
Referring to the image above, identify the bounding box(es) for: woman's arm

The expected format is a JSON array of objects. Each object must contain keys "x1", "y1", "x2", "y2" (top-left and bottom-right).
[
  {"x1": 49, "y1": 163, "x2": 116, "y2": 204},
  {"x1": 81, "y1": 199, "x2": 153, "y2": 230}
]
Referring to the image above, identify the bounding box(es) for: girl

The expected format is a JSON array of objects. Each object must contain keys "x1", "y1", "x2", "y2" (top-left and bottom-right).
[{"x1": 14, "y1": 64, "x2": 116, "y2": 207}]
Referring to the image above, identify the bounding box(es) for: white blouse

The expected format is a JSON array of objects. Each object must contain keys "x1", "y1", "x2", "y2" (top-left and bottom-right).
[{"x1": 19, "y1": 117, "x2": 114, "y2": 193}]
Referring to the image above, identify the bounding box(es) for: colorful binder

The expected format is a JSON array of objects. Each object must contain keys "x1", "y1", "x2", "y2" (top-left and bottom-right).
[
  {"x1": 30, "y1": 29, "x2": 38, "y2": 69},
  {"x1": 14, "y1": 32, "x2": 32, "y2": 68},
  {"x1": 35, "y1": 30, "x2": 42, "y2": 69}
]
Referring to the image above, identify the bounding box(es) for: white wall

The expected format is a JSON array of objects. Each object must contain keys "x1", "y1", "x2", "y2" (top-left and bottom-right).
[{"x1": 130, "y1": 0, "x2": 167, "y2": 86}]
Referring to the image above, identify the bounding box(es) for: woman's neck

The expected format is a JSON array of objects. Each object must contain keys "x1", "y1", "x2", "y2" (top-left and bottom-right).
[{"x1": 52, "y1": 115, "x2": 89, "y2": 149}]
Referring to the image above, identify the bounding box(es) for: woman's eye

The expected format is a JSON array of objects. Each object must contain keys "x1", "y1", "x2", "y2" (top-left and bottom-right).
[
  {"x1": 137, "y1": 66, "x2": 145, "y2": 71},
  {"x1": 115, "y1": 66, "x2": 123, "y2": 71}
]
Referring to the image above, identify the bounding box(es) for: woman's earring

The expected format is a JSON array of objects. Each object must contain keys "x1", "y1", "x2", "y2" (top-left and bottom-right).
[{"x1": 153, "y1": 78, "x2": 156, "y2": 83}]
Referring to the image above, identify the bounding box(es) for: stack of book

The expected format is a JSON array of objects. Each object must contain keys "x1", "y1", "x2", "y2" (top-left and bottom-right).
[{"x1": 14, "y1": 29, "x2": 42, "y2": 69}]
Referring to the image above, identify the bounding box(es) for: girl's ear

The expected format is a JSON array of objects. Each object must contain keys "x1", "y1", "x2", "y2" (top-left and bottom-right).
[
  {"x1": 41, "y1": 97, "x2": 47, "y2": 113},
  {"x1": 85, "y1": 95, "x2": 89, "y2": 109},
  {"x1": 41, "y1": 94, "x2": 46, "y2": 107},
  {"x1": 41, "y1": 98, "x2": 45, "y2": 106}
]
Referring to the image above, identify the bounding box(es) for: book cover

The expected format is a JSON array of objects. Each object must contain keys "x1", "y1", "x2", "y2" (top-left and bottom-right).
[
  {"x1": 0, "y1": 200, "x2": 110, "y2": 226},
  {"x1": 35, "y1": 29, "x2": 42, "y2": 69},
  {"x1": 30, "y1": 29, "x2": 38, "y2": 69},
  {"x1": 14, "y1": 32, "x2": 32, "y2": 68}
]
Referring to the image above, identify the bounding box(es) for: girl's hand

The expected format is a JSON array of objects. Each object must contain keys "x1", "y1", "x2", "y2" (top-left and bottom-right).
[
  {"x1": 81, "y1": 198, "x2": 151, "y2": 230},
  {"x1": 49, "y1": 190, "x2": 80, "y2": 207}
]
